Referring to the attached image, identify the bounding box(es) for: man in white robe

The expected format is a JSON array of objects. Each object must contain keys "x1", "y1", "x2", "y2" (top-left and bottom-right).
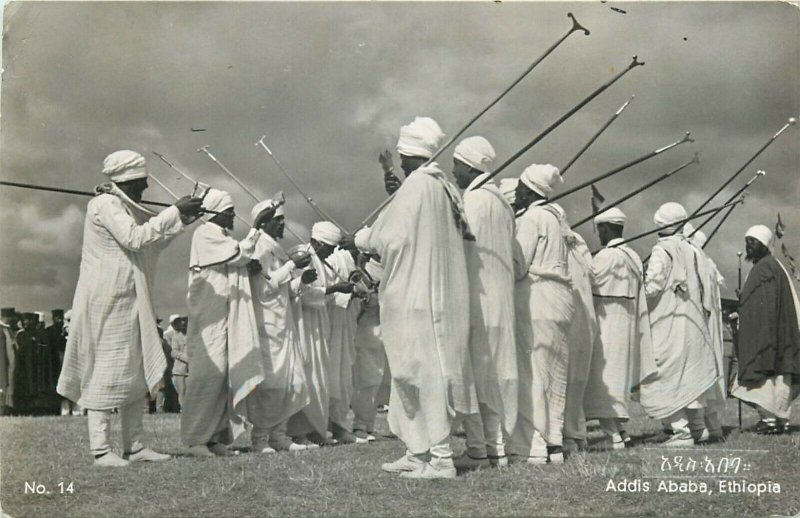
[
  {"x1": 639, "y1": 202, "x2": 718, "y2": 447},
  {"x1": 356, "y1": 116, "x2": 477, "y2": 479},
  {"x1": 57, "y1": 150, "x2": 202, "y2": 466},
  {"x1": 246, "y1": 196, "x2": 314, "y2": 452},
  {"x1": 686, "y1": 226, "x2": 726, "y2": 441},
  {"x1": 450, "y1": 136, "x2": 517, "y2": 469},
  {"x1": 0, "y1": 308, "x2": 17, "y2": 415},
  {"x1": 287, "y1": 222, "x2": 354, "y2": 447},
  {"x1": 584, "y1": 208, "x2": 657, "y2": 449},
  {"x1": 168, "y1": 317, "x2": 188, "y2": 407},
  {"x1": 351, "y1": 259, "x2": 386, "y2": 443},
  {"x1": 507, "y1": 164, "x2": 574, "y2": 465},
  {"x1": 181, "y1": 189, "x2": 266, "y2": 457}
]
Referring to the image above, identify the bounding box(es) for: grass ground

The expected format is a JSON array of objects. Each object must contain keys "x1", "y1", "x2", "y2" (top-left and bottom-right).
[{"x1": 1, "y1": 401, "x2": 799, "y2": 518}]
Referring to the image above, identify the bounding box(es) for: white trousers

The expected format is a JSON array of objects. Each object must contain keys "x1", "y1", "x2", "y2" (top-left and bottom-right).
[
  {"x1": 87, "y1": 397, "x2": 145, "y2": 456},
  {"x1": 351, "y1": 383, "x2": 380, "y2": 432},
  {"x1": 408, "y1": 438, "x2": 453, "y2": 460},
  {"x1": 661, "y1": 398, "x2": 706, "y2": 436},
  {"x1": 598, "y1": 418, "x2": 626, "y2": 436}
]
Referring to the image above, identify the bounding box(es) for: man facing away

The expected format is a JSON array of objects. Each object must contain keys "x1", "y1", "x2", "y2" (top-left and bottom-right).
[
  {"x1": 57, "y1": 150, "x2": 203, "y2": 466},
  {"x1": 639, "y1": 202, "x2": 718, "y2": 447},
  {"x1": 507, "y1": 164, "x2": 574, "y2": 465},
  {"x1": 0, "y1": 308, "x2": 17, "y2": 415},
  {"x1": 731, "y1": 225, "x2": 800, "y2": 434},
  {"x1": 584, "y1": 208, "x2": 657, "y2": 449},
  {"x1": 449, "y1": 136, "x2": 517, "y2": 470},
  {"x1": 181, "y1": 189, "x2": 265, "y2": 457},
  {"x1": 357, "y1": 116, "x2": 478, "y2": 479}
]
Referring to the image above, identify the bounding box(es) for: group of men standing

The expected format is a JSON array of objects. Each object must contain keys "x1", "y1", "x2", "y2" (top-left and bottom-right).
[{"x1": 50, "y1": 117, "x2": 799, "y2": 477}]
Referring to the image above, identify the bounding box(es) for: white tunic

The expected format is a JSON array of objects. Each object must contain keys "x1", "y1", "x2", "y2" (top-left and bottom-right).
[
  {"x1": 58, "y1": 190, "x2": 183, "y2": 409},
  {"x1": 360, "y1": 163, "x2": 477, "y2": 454},
  {"x1": 639, "y1": 235, "x2": 718, "y2": 419},
  {"x1": 246, "y1": 230, "x2": 310, "y2": 428},
  {"x1": 584, "y1": 238, "x2": 657, "y2": 419},
  {"x1": 462, "y1": 173, "x2": 518, "y2": 433}
]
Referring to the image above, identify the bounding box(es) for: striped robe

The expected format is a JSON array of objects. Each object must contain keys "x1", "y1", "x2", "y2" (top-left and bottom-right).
[{"x1": 58, "y1": 189, "x2": 182, "y2": 409}]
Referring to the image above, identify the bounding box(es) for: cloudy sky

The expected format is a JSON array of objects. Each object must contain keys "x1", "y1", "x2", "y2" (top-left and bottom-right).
[{"x1": 1, "y1": 1, "x2": 798, "y2": 319}]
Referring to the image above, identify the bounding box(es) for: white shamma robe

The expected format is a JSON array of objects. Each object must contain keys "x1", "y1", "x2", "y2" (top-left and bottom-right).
[
  {"x1": 509, "y1": 202, "x2": 574, "y2": 453},
  {"x1": 584, "y1": 238, "x2": 656, "y2": 420},
  {"x1": 463, "y1": 173, "x2": 518, "y2": 433},
  {"x1": 181, "y1": 223, "x2": 265, "y2": 446},
  {"x1": 639, "y1": 234, "x2": 717, "y2": 419},
  {"x1": 246, "y1": 230, "x2": 310, "y2": 429},
  {"x1": 58, "y1": 188, "x2": 183, "y2": 409},
  {"x1": 361, "y1": 163, "x2": 477, "y2": 454}
]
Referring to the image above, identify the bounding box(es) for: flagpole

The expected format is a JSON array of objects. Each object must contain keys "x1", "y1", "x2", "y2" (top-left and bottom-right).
[{"x1": 736, "y1": 250, "x2": 743, "y2": 431}]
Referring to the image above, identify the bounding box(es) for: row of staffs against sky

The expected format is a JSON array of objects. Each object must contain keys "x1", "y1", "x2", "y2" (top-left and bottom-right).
[
  {"x1": 5, "y1": 108, "x2": 796, "y2": 477},
  {"x1": 1, "y1": 12, "x2": 797, "y2": 478}
]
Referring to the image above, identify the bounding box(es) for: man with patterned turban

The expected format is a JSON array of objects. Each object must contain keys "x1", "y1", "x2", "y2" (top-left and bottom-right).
[
  {"x1": 181, "y1": 189, "x2": 266, "y2": 457},
  {"x1": 287, "y1": 221, "x2": 354, "y2": 448},
  {"x1": 450, "y1": 136, "x2": 517, "y2": 469},
  {"x1": 731, "y1": 225, "x2": 800, "y2": 434},
  {"x1": 639, "y1": 202, "x2": 718, "y2": 447},
  {"x1": 584, "y1": 208, "x2": 656, "y2": 449},
  {"x1": 507, "y1": 164, "x2": 574, "y2": 465},
  {"x1": 357, "y1": 117, "x2": 477, "y2": 479},
  {"x1": 57, "y1": 150, "x2": 202, "y2": 467},
  {"x1": 245, "y1": 195, "x2": 315, "y2": 452}
]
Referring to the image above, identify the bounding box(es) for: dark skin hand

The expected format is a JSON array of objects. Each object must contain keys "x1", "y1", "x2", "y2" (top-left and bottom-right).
[
  {"x1": 326, "y1": 281, "x2": 355, "y2": 295},
  {"x1": 301, "y1": 269, "x2": 318, "y2": 285},
  {"x1": 246, "y1": 259, "x2": 262, "y2": 276}
]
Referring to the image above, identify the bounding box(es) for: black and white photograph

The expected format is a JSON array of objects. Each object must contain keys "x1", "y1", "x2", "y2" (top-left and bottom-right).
[{"x1": 0, "y1": 1, "x2": 799, "y2": 516}]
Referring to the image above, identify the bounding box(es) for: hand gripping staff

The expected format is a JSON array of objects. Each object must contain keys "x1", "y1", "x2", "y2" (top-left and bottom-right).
[{"x1": 354, "y1": 12, "x2": 591, "y2": 231}]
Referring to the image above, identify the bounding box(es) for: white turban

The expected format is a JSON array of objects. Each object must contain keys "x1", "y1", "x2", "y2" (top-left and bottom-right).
[
  {"x1": 251, "y1": 192, "x2": 286, "y2": 223},
  {"x1": 653, "y1": 202, "x2": 688, "y2": 232},
  {"x1": 520, "y1": 164, "x2": 562, "y2": 198},
  {"x1": 499, "y1": 178, "x2": 519, "y2": 205},
  {"x1": 745, "y1": 225, "x2": 774, "y2": 249},
  {"x1": 202, "y1": 188, "x2": 234, "y2": 213},
  {"x1": 453, "y1": 136, "x2": 495, "y2": 173},
  {"x1": 594, "y1": 207, "x2": 627, "y2": 226},
  {"x1": 396, "y1": 117, "x2": 445, "y2": 159},
  {"x1": 102, "y1": 150, "x2": 148, "y2": 183},
  {"x1": 169, "y1": 314, "x2": 180, "y2": 325},
  {"x1": 691, "y1": 230, "x2": 708, "y2": 248},
  {"x1": 311, "y1": 221, "x2": 343, "y2": 246}
]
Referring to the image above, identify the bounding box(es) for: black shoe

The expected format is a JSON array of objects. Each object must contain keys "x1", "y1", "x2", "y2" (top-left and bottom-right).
[{"x1": 753, "y1": 420, "x2": 783, "y2": 435}]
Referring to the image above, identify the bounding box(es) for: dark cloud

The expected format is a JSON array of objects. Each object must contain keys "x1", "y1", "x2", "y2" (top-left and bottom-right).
[{"x1": 1, "y1": 1, "x2": 798, "y2": 316}]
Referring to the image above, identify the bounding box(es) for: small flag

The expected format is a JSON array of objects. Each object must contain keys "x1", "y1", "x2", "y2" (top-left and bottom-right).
[
  {"x1": 775, "y1": 212, "x2": 785, "y2": 239},
  {"x1": 591, "y1": 184, "x2": 605, "y2": 214},
  {"x1": 782, "y1": 244, "x2": 800, "y2": 282}
]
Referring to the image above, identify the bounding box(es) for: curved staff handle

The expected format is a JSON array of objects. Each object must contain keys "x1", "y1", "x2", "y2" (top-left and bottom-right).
[{"x1": 354, "y1": 12, "x2": 591, "y2": 232}]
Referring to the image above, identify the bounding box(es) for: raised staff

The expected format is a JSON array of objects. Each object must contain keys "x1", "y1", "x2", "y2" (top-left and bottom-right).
[
  {"x1": 571, "y1": 152, "x2": 700, "y2": 229},
  {"x1": 355, "y1": 12, "x2": 591, "y2": 231},
  {"x1": 548, "y1": 131, "x2": 693, "y2": 205},
  {"x1": 697, "y1": 170, "x2": 766, "y2": 248}
]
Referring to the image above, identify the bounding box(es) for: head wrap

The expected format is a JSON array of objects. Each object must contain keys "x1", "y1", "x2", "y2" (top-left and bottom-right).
[
  {"x1": 64, "y1": 309, "x2": 72, "y2": 321},
  {"x1": 0, "y1": 308, "x2": 14, "y2": 318},
  {"x1": 51, "y1": 309, "x2": 64, "y2": 317},
  {"x1": 745, "y1": 225, "x2": 774, "y2": 249},
  {"x1": 653, "y1": 202, "x2": 688, "y2": 233},
  {"x1": 520, "y1": 164, "x2": 562, "y2": 198},
  {"x1": 102, "y1": 150, "x2": 148, "y2": 183},
  {"x1": 202, "y1": 188, "x2": 234, "y2": 214},
  {"x1": 396, "y1": 117, "x2": 445, "y2": 159},
  {"x1": 251, "y1": 192, "x2": 286, "y2": 223},
  {"x1": 594, "y1": 207, "x2": 627, "y2": 226},
  {"x1": 169, "y1": 314, "x2": 180, "y2": 325},
  {"x1": 453, "y1": 136, "x2": 495, "y2": 173},
  {"x1": 498, "y1": 178, "x2": 519, "y2": 205},
  {"x1": 35, "y1": 312, "x2": 45, "y2": 323},
  {"x1": 311, "y1": 221, "x2": 343, "y2": 246},
  {"x1": 691, "y1": 230, "x2": 708, "y2": 248}
]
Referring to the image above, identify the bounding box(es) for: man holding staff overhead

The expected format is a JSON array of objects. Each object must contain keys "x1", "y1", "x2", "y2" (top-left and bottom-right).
[
  {"x1": 507, "y1": 164, "x2": 574, "y2": 465},
  {"x1": 450, "y1": 136, "x2": 518, "y2": 469},
  {"x1": 731, "y1": 225, "x2": 800, "y2": 434},
  {"x1": 355, "y1": 117, "x2": 477, "y2": 479},
  {"x1": 638, "y1": 202, "x2": 718, "y2": 447},
  {"x1": 57, "y1": 150, "x2": 203, "y2": 467}
]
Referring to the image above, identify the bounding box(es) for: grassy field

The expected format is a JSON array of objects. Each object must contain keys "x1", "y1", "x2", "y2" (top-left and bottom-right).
[{"x1": 1, "y1": 401, "x2": 799, "y2": 518}]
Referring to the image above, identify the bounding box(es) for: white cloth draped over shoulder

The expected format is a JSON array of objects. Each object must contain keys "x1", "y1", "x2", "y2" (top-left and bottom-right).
[
  {"x1": 463, "y1": 173, "x2": 518, "y2": 433},
  {"x1": 287, "y1": 251, "x2": 332, "y2": 438},
  {"x1": 509, "y1": 202, "x2": 574, "y2": 453},
  {"x1": 584, "y1": 239, "x2": 657, "y2": 419},
  {"x1": 58, "y1": 186, "x2": 183, "y2": 409},
  {"x1": 359, "y1": 163, "x2": 477, "y2": 454},
  {"x1": 326, "y1": 249, "x2": 361, "y2": 430},
  {"x1": 245, "y1": 230, "x2": 310, "y2": 428},
  {"x1": 181, "y1": 222, "x2": 264, "y2": 446},
  {"x1": 694, "y1": 246, "x2": 727, "y2": 414},
  {"x1": 639, "y1": 235, "x2": 718, "y2": 419}
]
